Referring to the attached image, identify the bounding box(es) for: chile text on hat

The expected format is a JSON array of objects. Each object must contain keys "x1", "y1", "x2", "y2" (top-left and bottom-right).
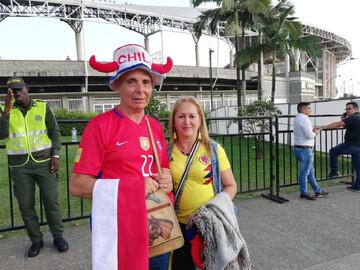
[{"x1": 89, "y1": 44, "x2": 173, "y2": 89}]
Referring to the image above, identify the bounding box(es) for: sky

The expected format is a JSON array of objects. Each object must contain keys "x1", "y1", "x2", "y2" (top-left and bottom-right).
[{"x1": 0, "y1": 0, "x2": 359, "y2": 96}]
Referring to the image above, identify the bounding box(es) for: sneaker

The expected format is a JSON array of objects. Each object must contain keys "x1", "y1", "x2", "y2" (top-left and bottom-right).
[
  {"x1": 300, "y1": 193, "x2": 316, "y2": 200},
  {"x1": 346, "y1": 186, "x2": 360, "y2": 192},
  {"x1": 327, "y1": 171, "x2": 341, "y2": 178},
  {"x1": 315, "y1": 190, "x2": 330, "y2": 198}
]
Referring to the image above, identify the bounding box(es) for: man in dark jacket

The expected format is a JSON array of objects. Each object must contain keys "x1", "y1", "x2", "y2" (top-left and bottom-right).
[
  {"x1": 0, "y1": 77, "x2": 68, "y2": 257},
  {"x1": 322, "y1": 101, "x2": 360, "y2": 192}
]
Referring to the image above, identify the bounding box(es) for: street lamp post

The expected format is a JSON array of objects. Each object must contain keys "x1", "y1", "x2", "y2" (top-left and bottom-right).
[
  {"x1": 341, "y1": 78, "x2": 353, "y2": 96},
  {"x1": 326, "y1": 74, "x2": 341, "y2": 99},
  {"x1": 209, "y1": 48, "x2": 214, "y2": 110}
]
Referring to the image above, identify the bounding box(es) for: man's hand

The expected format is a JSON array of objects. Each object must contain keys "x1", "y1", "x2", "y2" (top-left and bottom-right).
[
  {"x1": 153, "y1": 168, "x2": 173, "y2": 193},
  {"x1": 50, "y1": 157, "x2": 60, "y2": 173},
  {"x1": 145, "y1": 177, "x2": 159, "y2": 196},
  {"x1": 3, "y1": 89, "x2": 13, "y2": 115},
  {"x1": 313, "y1": 126, "x2": 320, "y2": 135}
]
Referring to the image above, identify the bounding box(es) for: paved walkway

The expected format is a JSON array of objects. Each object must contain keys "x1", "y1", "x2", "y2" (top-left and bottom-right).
[{"x1": 1, "y1": 185, "x2": 360, "y2": 270}]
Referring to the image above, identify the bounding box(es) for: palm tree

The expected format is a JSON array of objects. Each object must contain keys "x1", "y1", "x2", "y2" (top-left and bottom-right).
[
  {"x1": 235, "y1": 0, "x2": 321, "y2": 102},
  {"x1": 192, "y1": 0, "x2": 242, "y2": 110},
  {"x1": 192, "y1": 0, "x2": 270, "y2": 109}
]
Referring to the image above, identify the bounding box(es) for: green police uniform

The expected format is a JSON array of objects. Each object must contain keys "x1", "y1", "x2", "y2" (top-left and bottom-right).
[{"x1": 0, "y1": 99, "x2": 63, "y2": 243}]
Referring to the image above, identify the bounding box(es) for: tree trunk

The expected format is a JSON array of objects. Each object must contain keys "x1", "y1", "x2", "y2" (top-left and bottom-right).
[
  {"x1": 255, "y1": 136, "x2": 264, "y2": 160},
  {"x1": 235, "y1": 33, "x2": 242, "y2": 133},
  {"x1": 241, "y1": 27, "x2": 247, "y2": 106},
  {"x1": 271, "y1": 50, "x2": 276, "y2": 103},
  {"x1": 257, "y1": 31, "x2": 263, "y2": 101}
]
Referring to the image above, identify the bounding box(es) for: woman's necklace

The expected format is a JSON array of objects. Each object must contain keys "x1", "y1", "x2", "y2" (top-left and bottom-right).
[{"x1": 176, "y1": 140, "x2": 196, "y2": 156}]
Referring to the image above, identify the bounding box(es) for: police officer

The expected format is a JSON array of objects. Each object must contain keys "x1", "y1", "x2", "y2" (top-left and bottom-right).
[{"x1": 0, "y1": 77, "x2": 68, "y2": 257}]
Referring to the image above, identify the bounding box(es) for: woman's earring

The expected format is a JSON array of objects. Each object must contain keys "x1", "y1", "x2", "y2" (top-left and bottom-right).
[
  {"x1": 198, "y1": 132, "x2": 202, "y2": 139},
  {"x1": 173, "y1": 132, "x2": 177, "y2": 140}
]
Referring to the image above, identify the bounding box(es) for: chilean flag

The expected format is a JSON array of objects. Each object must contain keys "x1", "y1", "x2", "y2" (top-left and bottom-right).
[{"x1": 92, "y1": 179, "x2": 148, "y2": 270}]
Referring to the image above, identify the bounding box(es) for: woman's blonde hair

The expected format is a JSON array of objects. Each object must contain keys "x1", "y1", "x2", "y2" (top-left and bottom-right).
[{"x1": 169, "y1": 97, "x2": 211, "y2": 151}]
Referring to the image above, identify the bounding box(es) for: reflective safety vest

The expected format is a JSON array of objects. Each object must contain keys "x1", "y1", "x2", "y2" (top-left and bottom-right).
[{"x1": 4, "y1": 100, "x2": 52, "y2": 166}]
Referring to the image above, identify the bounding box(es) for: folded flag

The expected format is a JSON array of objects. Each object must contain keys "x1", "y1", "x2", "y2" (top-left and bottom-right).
[{"x1": 92, "y1": 178, "x2": 148, "y2": 270}]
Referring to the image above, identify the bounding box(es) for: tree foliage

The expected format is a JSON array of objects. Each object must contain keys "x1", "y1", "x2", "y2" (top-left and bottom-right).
[
  {"x1": 238, "y1": 100, "x2": 281, "y2": 133},
  {"x1": 235, "y1": 0, "x2": 321, "y2": 102},
  {"x1": 145, "y1": 94, "x2": 170, "y2": 120},
  {"x1": 238, "y1": 100, "x2": 281, "y2": 159}
]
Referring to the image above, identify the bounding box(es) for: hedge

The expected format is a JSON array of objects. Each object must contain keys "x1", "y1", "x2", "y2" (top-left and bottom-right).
[{"x1": 54, "y1": 109, "x2": 96, "y2": 136}]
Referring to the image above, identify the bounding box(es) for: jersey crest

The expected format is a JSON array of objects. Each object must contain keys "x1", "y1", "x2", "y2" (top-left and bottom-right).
[
  {"x1": 139, "y1": 137, "x2": 150, "y2": 151},
  {"x1": 199, "y1": 154, "x2": 209, "y2": 165}
]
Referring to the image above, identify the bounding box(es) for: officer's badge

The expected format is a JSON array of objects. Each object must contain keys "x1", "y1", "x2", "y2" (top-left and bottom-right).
[
  {"x1": 35, "y1": 115, "x2": 42, "y2": 122},
  {"x1": 139, "y1": 137, "x2": 150, "y2": 151}
]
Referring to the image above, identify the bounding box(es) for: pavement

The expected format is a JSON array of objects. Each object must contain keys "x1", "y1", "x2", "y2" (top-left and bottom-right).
[{"x1": 1, "y1": 184, "x2": 360, "y2": 270}]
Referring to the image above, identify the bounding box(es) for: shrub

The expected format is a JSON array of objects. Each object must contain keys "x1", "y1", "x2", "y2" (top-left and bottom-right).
[{"x1": 54, "y1": 109, "x2": 96, "y2": 136}]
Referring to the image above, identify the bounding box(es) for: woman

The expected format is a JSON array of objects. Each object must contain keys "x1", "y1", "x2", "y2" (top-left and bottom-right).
[
  {"x1": 70, "y1": 44, "x2": 173, "y2": 270},
  {"x1": 169, "y1": 97, "x2": 237, "y2": 270}
]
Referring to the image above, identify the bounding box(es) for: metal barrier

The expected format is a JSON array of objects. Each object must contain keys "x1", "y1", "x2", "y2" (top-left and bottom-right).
[
  {"x1": 264, "y1": 115, "x2": 354, "y2": 203},
  {"x1": 0, "y1": 115, "x2": 353, "y2": 232}
]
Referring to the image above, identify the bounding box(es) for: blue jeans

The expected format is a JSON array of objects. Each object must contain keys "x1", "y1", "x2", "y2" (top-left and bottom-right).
[
  {"x1": 329, "y1": 143, "x2": 360, "y2": 188},
  {"x1": 149, "y1": 252, "x2": 170, "y2": 270},
  {"x1": 294, "y1": 148, "x2": 321, "y2": 195}
]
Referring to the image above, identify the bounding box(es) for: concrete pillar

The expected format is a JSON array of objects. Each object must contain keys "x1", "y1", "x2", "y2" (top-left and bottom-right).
[
  {"x1": 191, "y1": 33, "x2": 199, "y2": 67},
  {"x1": 75, "y1": 30, "x2": 84, "y2": 61},
  {"x1": 166, "y1": 93, "x2": 171, "y2": 111},
  {"x1": 61, "y1": 96, "x2": 69, "y2": 111},
  {"x1": 195, "y1": 41, "x2": 199, "y2": 67},
  {"x1": 300, "y1": 51, "x2": 307, "y2": 72},
  {"x1": 160, "y1": 30, "x2": 164, "y2": 63},
  {"x1": 294, "y1": 49, "x2": 301, "y2": 71},
  {"x1": 285, "y1": 53, "x2": 290, "y2": 102},
  {"x1": 88, "y1": 95, "x2": 94, "y2": 112},
  {"x1": 144, "y1": 36, "x2": 150, "y2": 51}
]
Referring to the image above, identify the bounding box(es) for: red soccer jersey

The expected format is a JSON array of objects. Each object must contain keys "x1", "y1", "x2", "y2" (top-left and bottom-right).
[
  {"x1": 73, "y1": 107, "x2": 169, "y2": 270},
  {"x1": 73, "y1": 107, "x2": 168, "y2": 179}
]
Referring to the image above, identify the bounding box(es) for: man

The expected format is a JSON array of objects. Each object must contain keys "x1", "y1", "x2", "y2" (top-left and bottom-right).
[
  {"x1": 0, "y1": 77, "x2": 68, "y2": 257},
  {"x1": 293, "y1": 102, "x2": 329, "y2": 200},
  {"x1": 70, "y1": 44, "x2": 174, "y2": 270},
  {"x1": 322, "y1": 101, "x2": 360, "y2": 192}
]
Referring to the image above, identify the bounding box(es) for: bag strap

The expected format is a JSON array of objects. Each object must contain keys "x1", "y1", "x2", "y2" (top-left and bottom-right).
[
  {"x1": 173, "y1": 140, "x2": 200, "y2": 212},
  {"x1": 145, "y1": 116, "x2": 162, "y2": 174},
  {"x1": 210, "y1": 140, "x2": 222, "y2": 194}
]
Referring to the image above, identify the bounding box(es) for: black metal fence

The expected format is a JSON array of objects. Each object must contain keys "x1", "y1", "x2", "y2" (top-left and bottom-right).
[{"x1": 0, "y1": 115, "x2": 353, "y2": 233}]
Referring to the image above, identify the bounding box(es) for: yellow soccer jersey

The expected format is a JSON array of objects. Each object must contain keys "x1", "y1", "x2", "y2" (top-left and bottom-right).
[{"x1": 170, "y1": 143, "x2": 230, "y2": 224}]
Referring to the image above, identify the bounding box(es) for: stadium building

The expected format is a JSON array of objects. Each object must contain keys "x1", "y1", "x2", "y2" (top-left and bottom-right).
[{"x1": 0, "y1": 0, "x2": 352, "y2": 113}]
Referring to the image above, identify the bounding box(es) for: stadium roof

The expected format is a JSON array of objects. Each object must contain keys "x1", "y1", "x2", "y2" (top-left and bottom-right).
[{"x1": 0, "y1": 0, "x2": 352, "y2": 61}]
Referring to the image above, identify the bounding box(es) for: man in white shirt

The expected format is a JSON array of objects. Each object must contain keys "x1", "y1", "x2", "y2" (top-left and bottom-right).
[{"x1": 293, "y1": 102, "x2": 329, "y2": 200}]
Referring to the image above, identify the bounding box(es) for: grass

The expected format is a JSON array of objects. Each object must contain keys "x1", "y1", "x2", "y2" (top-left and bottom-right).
[
  {"x1": 0, "y1": 136, "x2": 92, "y2": 235},
  {"x1": 0, "y1": 135, "x2": 353, "y2": 234},
  {"x1": 215, "y1": 136, "x2": 351, "y2": 188}
]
